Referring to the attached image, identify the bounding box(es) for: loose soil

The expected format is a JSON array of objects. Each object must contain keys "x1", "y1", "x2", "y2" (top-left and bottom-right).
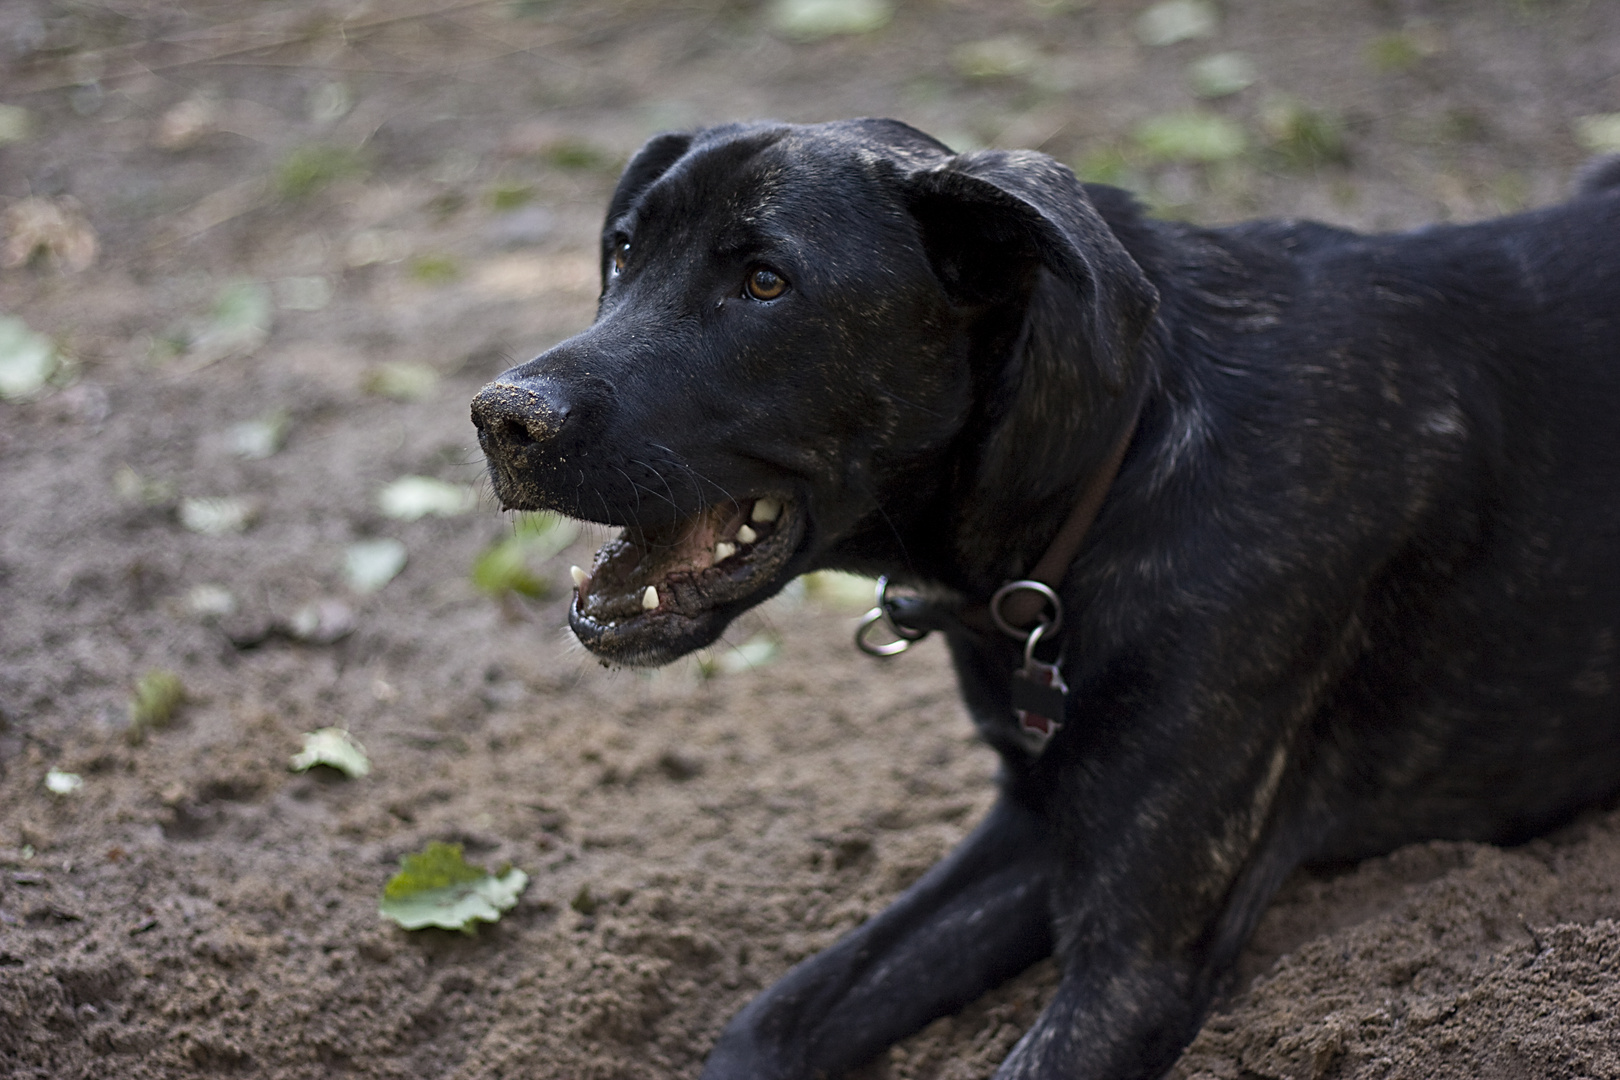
[{"x1": 3, "y1": 2, "x2": 1619, "y2": 1078}]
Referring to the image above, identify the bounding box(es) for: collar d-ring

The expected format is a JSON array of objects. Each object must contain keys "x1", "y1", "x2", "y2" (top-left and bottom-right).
[
  {"x1": 989, "y1": 579, "x2": 1064, "y2": 641},
  {"x1": 856, "y1": 575, "x2": 931, "y2": 657}
]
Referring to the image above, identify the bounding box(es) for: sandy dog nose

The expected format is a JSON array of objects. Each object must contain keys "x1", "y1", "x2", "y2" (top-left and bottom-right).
[{"x1": 470, "y1": 380, "x2": 569, "y2": 456}]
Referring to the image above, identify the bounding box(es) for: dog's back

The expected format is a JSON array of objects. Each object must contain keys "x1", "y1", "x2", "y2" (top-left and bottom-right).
[{"x1": 1114, "y1": 176, "x2": 1620, "y2": 861}]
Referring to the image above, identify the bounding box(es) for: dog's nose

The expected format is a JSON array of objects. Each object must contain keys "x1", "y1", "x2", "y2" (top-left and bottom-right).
[{"x1": 470, "y1": 380, "x2": 569, "y2": 455}]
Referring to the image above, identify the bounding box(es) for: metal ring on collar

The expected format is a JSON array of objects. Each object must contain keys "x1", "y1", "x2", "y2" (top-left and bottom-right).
[
  {"x1": 989, "y1": 579, "x2": 1064, "y2": 641},
  {"x1": 855, "y1": 576, "x2": 930, "y2": 657}
]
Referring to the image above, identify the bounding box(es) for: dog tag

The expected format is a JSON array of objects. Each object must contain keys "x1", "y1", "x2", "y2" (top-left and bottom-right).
[{"x1": 1010, "y1": 659, "x2": 1067, "y2": 752}]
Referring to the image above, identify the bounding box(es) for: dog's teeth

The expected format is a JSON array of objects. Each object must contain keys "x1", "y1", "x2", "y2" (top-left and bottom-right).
[
  {"x1": 641, "y1": 585, "x2": 659, "y2": 610},
  {"x1": 736, "y1": 524, "x2": 757, "y2": 545},
  {"x1": 751, "y1": 498, "x2": 781, "y2": 524},
  {"x1": 570, "y1": 565, "x2": 588, "y2": 589},
  {"x1": 715, "y1": 541, "x2": 737, "y2": 562}
]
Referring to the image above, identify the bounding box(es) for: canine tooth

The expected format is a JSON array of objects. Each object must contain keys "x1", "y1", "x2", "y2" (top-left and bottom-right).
[
  {"x1": 715, "y1": 541, "x2": 737, "y2": 562},
  {"x1": 736, "y1": 524, "x2": 757, "y2": 545},
  {"x1": 570, "y1": 565, "x2": 588, "y2": 589},
  {"x1": 751, "y1": 498, "x2": 781, "y2": 524},
  {"x1": 641, "y1": 585, "x2": 659, "y2": 610}
]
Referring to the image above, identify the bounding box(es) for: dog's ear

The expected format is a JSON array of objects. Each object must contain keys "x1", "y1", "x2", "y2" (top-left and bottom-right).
[
  {"x1": 905, "y1": 150, "x2": 1158, "y2": 390},
  {"x1": 604, "y1": 131, "x2": 694, "y2": 227}
]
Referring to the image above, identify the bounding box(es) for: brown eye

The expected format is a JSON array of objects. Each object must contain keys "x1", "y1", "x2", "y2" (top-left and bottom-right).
[
  {"x1": 611, "y1": 241, "x2": 630, "y2": 275},
  {"x1": 745, "y1": 266, "x2": 788, "y2": 301}
]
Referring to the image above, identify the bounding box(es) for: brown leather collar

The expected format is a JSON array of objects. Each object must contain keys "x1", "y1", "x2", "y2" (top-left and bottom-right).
[{"x1": 961, "y1": 403, "x2": 1141, "y2": 635}]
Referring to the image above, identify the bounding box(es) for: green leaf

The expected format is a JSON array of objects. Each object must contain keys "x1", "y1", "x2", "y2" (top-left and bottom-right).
[
  {"x1": 290, "y1": 727, "x2": 372, "y2": 777},
  {"x1": 379, "y1": 842, "x2": 528, "y2": 934},
  {"x1": 1260, "y1": 99, "x2": 1348, "y2": 168},
  {"x1": 406, "y1": 254, "x2": 460, "y2": 284},
  {"x1": 471, "y1": 512, "x2": 578, "y2": 598},
  {"x1": 1134, "y1": 111, "x2": 1248, "y2": 164},
  {"x1": 952, "y1": 36, "x2": 1039, "y2": 80},
  {"x1": 0, "y1": 315, "x2": 60, "y2": 401},
  {"x1": 361, "y1": 361, "x2": 439, "y2": 401},
  {"x1": 803, "y1": 570, "x2": 879, "y2": 612},
  {"x1": 127, "y1": 670, "x2": 185, "y2": 744},
  {"x1": 276, "y1": 144, "x2": 365, "y2": 200}
]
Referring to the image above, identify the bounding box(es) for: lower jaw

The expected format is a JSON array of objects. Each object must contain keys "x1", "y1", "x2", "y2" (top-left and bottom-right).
[
  {"x1": 568, "y1": 604, "x2": 733, "y2": 668},
  {"x1": 567, "y1": 499, "x2": 807, "y2": 667}
]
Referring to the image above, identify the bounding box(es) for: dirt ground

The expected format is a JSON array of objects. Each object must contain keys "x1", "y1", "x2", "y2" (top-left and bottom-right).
[{"x1": 3, "y1": 1, "x2": 1620, "y2": 1077}]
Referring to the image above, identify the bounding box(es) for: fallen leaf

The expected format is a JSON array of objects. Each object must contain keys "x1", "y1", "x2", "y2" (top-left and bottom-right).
[
  {"x1": 345, "y1": 229, "x2": 410, "y2": 267},
  {"x1": 179, "y1": 496, "x2": 257, "y2": 535},
  {"x1": 1189, "y1": 52, "x2": 1257, "y2": 98},
  {"x1": 306, "y1": 81, "x2": 353, "y2": 125},
  {"x1": 285, "y1": 599, "x2": 356, "y2": 645},
  {"x1": 0, "y1": 315, "x2": 59, "y2": 401},
  {"x1": 113, "y1": 465, "x2": 176, "y2": 506},
  {"x1": 346, "y1": 538, "x2": 408, "y2": 593},
  {"x1": 2, "y1": 196, "x2": 97, "y2": 273},
  {"x1": 767, "y1": 0, "x2": 892, "y2": 42},
  {"x1": 127, "y1": 670, "x2": 185, "y2": 744},
  {"x1": 361, "y1": 362, "x2": 439, "y2": 401},
  {"x1": 378, "y1": 476, "x2": 476, "y2": 520},
  {"x1": 699, "y1": 632, "x2": 782, "y2": 677},
  {"x1": 185, "y1": 282, "x2": 272, "y2": 366},
  {"x1": 803, "y1": 570, "x2": 879, "y2": 612},
  {"x1": 275, "y1": 275, "x2": 332, "y2": 311},
  {"x1": 1134, "y1": 111, "x2": 1248, "y2": 163},
  {"x1": 1261, "y1": 98, "x2": 1348, "y2": 167},
  {"x1": 45, "y1": 770, "x2": 84, "y2": 796},
  {"x1": 379, "y1": 842, "x2": 528, "y2": 934},
  {"x1": 224, "y1": 411, "x2": 290, "y2": 459},
  {"x1": 472, "y1": 513, "x2": 578, "y2": 598},
  {"x1": 155, "y1": 96, "x2": 219, "y2": 150},
  {"x1": 276, "y1": 144, "x2": 366, "y2": 200},
  {"x1": 952, "y1": 36, "x2": 1040, "y2": 80},
  {"x1": 1135, "y1": 0, "x2": 1217, "y2": 47},
  {"x1": 184, "y1": 584, "x2": 238, "y2": 620},
  {"x1": 0, "y1": 104, "x2": 31, "y2": 145},
  {"x1": 290, "y1": 728, "x2": 371, "y2": 777},
  {"x1": 1575, "y1": 114, "x2": 1620, "y2": 154}
]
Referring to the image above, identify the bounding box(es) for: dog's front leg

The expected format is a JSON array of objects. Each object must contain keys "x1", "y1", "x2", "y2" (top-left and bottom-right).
[
  {"x1": 700, "y1": 795, "x2": 1056, "y2": 1080},
  {"x1": 982, "y1": 755, "x2": 1303, "y2": 1080}
]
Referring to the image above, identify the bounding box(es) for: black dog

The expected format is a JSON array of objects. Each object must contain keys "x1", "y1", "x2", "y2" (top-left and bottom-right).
[{"x1": 471, "y1": 119, "x2": 1620, "y2": 1079}]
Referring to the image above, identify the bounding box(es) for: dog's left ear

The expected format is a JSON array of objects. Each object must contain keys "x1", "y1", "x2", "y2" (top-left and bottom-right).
[{"x1": 905, "y1": 150, "x2": 1159, "y2": 390}]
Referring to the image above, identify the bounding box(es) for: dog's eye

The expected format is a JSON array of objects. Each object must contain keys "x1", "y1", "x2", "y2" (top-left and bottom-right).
[
  {"x1": 745, "y1": 266, "x2": 788, "y2": 301},
  {"x1": 611, "y1": 241, "x2": 630, "y2": 275}
]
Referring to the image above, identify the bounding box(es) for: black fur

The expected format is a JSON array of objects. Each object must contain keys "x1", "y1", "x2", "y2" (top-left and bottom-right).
[{"x1": 471, "y1": 119, "x2": 1620, "y2": 1079}]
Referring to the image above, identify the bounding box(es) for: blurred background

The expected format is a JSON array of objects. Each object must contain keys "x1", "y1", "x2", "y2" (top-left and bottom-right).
[{"x1": 3, "y1": 2, "x2": 1620, "y2": 1078}]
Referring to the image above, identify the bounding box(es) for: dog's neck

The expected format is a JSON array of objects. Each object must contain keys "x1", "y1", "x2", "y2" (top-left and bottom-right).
[{"x1": 944, "y1": 271, "x2": 1151, "y2": 601}]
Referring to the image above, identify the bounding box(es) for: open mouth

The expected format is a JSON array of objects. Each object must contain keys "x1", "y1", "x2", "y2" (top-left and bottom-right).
[{"x1": 569, "y1": 496, "x2": 803, "y2": 666}]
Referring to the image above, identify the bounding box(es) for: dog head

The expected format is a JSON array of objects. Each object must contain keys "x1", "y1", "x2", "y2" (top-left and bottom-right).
[{"x1": 471, "y1": 119, "x2": 1157, "y2": 665}]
